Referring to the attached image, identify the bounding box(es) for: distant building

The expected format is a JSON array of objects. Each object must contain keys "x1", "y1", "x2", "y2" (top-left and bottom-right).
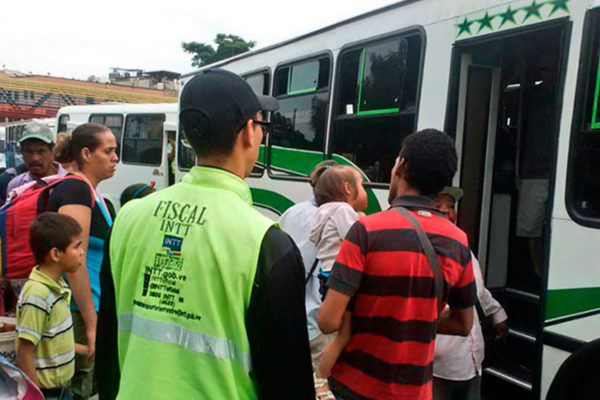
[
  {"x1": 109, "y1": 68, "x2": 180, "y2": 94},
  {"x1": 0, "y1": 70, "x2": 177, "y2": 121}
]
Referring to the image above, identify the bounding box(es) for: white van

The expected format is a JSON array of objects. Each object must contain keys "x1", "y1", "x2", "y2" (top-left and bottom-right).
[{"x1": 56, "y1": 103, "x2": 178, "y2": 208}]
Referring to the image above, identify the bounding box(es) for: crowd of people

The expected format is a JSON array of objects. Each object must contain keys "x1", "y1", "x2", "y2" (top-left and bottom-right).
[{"x1": 0, "y1": 68, "x2": 511, "y2": 400}]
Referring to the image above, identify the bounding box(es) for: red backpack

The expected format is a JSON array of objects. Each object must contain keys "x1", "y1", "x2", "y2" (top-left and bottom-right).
[{"x1": 0, "y1": 175, "x2": 94, "y2": 279}]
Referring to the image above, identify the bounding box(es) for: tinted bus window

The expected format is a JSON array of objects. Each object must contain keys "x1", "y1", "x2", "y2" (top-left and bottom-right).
[
  {"x1": 270, "y1": 56, "x2": 330, "y2": 178},
  {"x1": 178, "y1": 132, "x2": 196, "y2": 171},
  {"x1": 244, "y1": 70, "x2": 270, "y2": 177},
  {"x1": 331, "y1": 33, "x2": 423, "y2": 184},
  {"x1": 245, "y1": 71, "x2": 270, "y2": 95},
  {"x1": 57, "y1": 114, "x2": 69, "y2": 133},
  {"x1": 89, "y1": 114, "x2": 123, "y2": 155},
  {"x1": 568, "y1": 9, "x2": 600, "y2": 222},
  {"x1": 122, "y1": 114, "x2": 165, "y2": 166}
]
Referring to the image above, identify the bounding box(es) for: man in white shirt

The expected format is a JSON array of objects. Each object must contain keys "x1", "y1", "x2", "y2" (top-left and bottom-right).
[
  {"x1": 278, "y1": 160, "x2": 336, "y2": 370},
  {"x1": 433, "y1": 187, "x2": 509, "y2": 400}
]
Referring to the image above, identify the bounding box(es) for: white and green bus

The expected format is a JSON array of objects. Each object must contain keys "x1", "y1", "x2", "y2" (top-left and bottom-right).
[
  {"x1": 58, "y1": 0, "x2": 600, "y2": 397},
  {"x1": 179, "y1": 0, "x2": 600, "y2": 398}
]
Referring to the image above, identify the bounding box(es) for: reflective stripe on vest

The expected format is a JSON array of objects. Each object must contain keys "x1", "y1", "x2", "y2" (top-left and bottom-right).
[{"x1": 118, "y1": 313, "x2": 252, "y2": 371}]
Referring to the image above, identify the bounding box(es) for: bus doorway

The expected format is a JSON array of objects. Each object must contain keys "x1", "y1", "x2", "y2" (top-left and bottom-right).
[{"x1": 448, "y1": 23, "x2": 567, "y2": 399}]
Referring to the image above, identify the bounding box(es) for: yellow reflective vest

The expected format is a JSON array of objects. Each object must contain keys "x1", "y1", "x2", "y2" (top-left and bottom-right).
[{"x1": 110, "y1": 166, "x2": 273, "y2": 399}]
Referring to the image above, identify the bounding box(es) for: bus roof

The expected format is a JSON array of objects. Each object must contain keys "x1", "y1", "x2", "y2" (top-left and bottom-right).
[
  {"x1": 58, "y1": 103, "x2": 178, "y2": 115},
  {"x1": 181, "y1": 0, "x2": 420, "y2": 78}
]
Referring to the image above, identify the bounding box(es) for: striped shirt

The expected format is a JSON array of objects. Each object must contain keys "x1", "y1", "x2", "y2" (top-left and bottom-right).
[
  {"x1": 328, "y1": 196, "x2": 476, "y2": 400},
  {"x1": 16, "y1": 267, "x2": 74, "y2": 389}
]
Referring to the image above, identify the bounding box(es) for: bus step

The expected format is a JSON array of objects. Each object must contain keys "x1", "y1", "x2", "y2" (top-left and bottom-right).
[
  {"x1": 483, "y1": 366, "x2": 533, "y2": 391},
  {"x1": 505, "y1": 287, "x2": 540, "y2": 303},
  {"x1": 508, "y1": 328, "x2": 536, "y2": 344}
]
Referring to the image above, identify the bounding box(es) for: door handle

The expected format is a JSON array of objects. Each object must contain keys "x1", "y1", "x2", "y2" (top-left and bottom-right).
[{"x1": 152, "y1": 168, "x2": 163, "y2": 176}]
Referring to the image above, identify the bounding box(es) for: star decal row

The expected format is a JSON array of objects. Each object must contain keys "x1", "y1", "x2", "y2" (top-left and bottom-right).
[{"x1": 457, "y1": 0, "x2": 570, "y2": 37}]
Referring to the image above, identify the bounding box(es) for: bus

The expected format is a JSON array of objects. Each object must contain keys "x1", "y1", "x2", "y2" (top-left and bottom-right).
[
  {"x1": 55, "y1": 103, "x2": 179, "y2": 206},
  {"x1": 176, "y1": 0, "x2": 599, "y2": 398}
]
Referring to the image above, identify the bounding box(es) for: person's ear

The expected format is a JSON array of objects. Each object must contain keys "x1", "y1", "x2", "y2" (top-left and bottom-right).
[
  {"x1": 81, "y1": 147, "x2": 92, "y2": 164},
  {"x1": 48, "y1": 247, "x2": 62, "y2": 263},
  {"x1": 239, "y1": 119, "x2": 255, "y2": 149},
  {"x1": 396, "y1": 158, "x2": 407, "y2": 178},
  {"x1": 343, "y1": 180, "x2": 353, "y2": 197}
]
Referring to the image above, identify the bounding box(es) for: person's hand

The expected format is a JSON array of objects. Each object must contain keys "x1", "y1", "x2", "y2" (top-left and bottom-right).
[
  {"x1": 357, "y1": 211, "x2": 366, "y2": 218},
  {"x1": 494, "y1": 320, "x2": 509, "y2": 345},
  {"x1": 86, "y1": 327, "x2": 96, "y2": 362}
]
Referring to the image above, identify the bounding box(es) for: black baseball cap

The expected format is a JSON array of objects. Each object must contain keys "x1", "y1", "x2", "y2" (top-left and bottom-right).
[{"x1": 179, "y1": 68, "x2": 278, "y2": 141}]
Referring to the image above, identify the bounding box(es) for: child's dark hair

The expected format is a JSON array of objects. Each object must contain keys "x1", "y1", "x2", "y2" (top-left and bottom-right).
[
  {"x1": 400, "y1": 129, "x2": 457, "y2": 196},
  {"x1": 120, "y1": 182, "x2": 157, "y2": 207},
  {"x1": 29, "y1": 212, "x2": 82, "y2": 264},
  {"x1": 314, "y1": 165, "x2": 359, "y2": 206}
]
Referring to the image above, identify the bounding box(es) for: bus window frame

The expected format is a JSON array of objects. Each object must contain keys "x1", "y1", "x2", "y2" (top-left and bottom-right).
[
  {"x1": 88, "y1": 113, "x2": 124, "y2": 157},
  {"x1": 121, "y1": 113, "x2": 166, "y2": 167},
  {"x1": 243, "y1": 67, "x2": 272, "y2": 179},
  {"x1": 329, "y1": 26, "x2": 426, "y2": 189},
  {"x1": 176, "y1": 129, "x2": 195, "y2": 172},
  {"x1": 566, "y1": 9, "x2": 600, "y2": 228},
  {"x1": 267, "y1": 50, "x2": 333, "y2": 183},
  {"x1": 57, "y1": 114, "x2": 70, "y2": 133}
]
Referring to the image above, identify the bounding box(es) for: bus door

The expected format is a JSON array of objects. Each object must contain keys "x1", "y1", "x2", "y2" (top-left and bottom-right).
[
  {"x1": 164, "y1": 121, "x2": 177, "y2": 186},
  {"x1": 117, "y1": 113, "x2": 168, "y2": 207},
  {"x1": 451, "y1": 24, "x2": 566, "y2": 399}
]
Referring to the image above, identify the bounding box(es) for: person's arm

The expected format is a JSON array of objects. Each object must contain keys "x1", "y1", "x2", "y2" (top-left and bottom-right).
[
  {"x1": 319, "y1": 221, "x2": 366, "y2": 334},
  {"x1": 318, "y1": 289, "x2": 351, "y2": 334},
  {"x1": 245, "y1": 227, "x2": 315, "y2": 400},
  {"x1": 437, "y1": 253, "x2": 477, "y2": 336},
  {"x1": 437, "y1": 307, "x2": 473, "y2": 336},
  {"x1": 317, "y1": 311, "x2": 351, "y2": 378},
  {"x1": 15, "y1": 339, "x2": 37, "y2": 385},
  {"x1": 96, "y1": 230, "x2": 120, "y2": 400},
  {"x1": 472, "y1": 256, "x2": 509, "y2": 341},
  {"x1": 15, "y1": 284, "x2": 48, "y2": 386},
  {"x1": 58, "y1": 204, "x2": 96, "y2": 362}
]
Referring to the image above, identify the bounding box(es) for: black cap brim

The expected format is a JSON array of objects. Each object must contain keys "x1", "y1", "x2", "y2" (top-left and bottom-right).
[{"x1": 257, "y1": 95, "x2": 279, "y2": 112}]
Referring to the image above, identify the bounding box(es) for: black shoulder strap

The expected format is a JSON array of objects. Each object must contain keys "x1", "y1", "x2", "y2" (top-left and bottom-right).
[
  {"x1": 305, "y1": 258, "x2": 319, "y2": 286},
  {"x1": 394, "y1": 207, "x2": 444, "y2": 312}
]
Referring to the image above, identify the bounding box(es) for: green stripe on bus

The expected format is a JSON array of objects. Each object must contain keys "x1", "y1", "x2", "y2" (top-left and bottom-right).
[
  {"x1": 251, "y1": 188, "x2": 295, "y2": 215},
  {"x1": 545, "y1": 287, "x2": 600, "y2": 320},
  {"x1": 255, "y1": 147, "x2": 383, "y2": 215}
]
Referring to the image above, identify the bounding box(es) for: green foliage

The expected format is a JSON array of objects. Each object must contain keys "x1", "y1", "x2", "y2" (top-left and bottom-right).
[{"x1": 182, "y1": 34, "x2": 257, "y2": 67}]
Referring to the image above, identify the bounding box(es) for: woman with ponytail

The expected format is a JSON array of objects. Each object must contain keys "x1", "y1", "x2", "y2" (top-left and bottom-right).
[{"x1": 45, "y1": 123, "x2": 118, "y2": 399}]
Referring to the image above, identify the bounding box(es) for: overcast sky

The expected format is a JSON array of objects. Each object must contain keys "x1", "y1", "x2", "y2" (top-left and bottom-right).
[{"x1": 1, "y1": 0, "x2": 399, "y2": 80}]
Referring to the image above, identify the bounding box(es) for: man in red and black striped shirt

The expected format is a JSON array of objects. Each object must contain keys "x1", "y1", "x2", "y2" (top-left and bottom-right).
[{"x1": 319, "y1": 129, "x2": 476, "y2": 400}]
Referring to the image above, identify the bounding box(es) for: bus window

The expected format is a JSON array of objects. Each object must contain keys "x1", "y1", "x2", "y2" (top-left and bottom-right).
[
  {"x1": 569, "y1": 9, "x2": 600, "y2": 222},
  {"x1": 122, "y1": 114, "x2": 165, "y2": 166},
  {"x1": 89, "y1": 114, "x2": 123, "y2": 155},
  {"x1": 178, "y1": 132, "x2": 196, "y2": 171},
  {"x1": 270, "y1": 56, "x2": 330, "y2": 178},
  {"x1": 331, "y1": 33, "x2": 423, "y2": 184},
  {"x1": 245, "y1": 71, "x2": 270, "y2": 95},
  {"x1": 57, "y1": 114, "x2": 70, "y2": 133},
  {"x1": 244, "y1": 69, "x2": 271, "y2": 177}
]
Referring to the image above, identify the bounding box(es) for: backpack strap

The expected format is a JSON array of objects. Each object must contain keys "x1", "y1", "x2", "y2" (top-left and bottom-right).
[
  {"x1": 305, "y1": 258, "x2": 319, "y2": 286},
  {"x1": 393, "y1": 207, "x2": 444, "y2": 313},
  {"x1": 38, "y1": 175, "x2": 97, "y2": 210}
]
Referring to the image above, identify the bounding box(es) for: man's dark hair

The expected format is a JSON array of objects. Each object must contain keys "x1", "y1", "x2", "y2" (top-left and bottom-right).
[
  {"x1": 400, "y1": 129, "x2": 457, "y2": 196},
  {"x1": 29, "y1": 212, "x2": 82, "y2": 264},
  {"x1": 179, "y1": 111, "x2": 246, "y2": 158}
]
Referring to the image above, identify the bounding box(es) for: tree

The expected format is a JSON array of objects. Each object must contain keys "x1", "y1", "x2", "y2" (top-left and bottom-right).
[{"x1": 182, "y1": 34, "x2": 256, "y2": 68}]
